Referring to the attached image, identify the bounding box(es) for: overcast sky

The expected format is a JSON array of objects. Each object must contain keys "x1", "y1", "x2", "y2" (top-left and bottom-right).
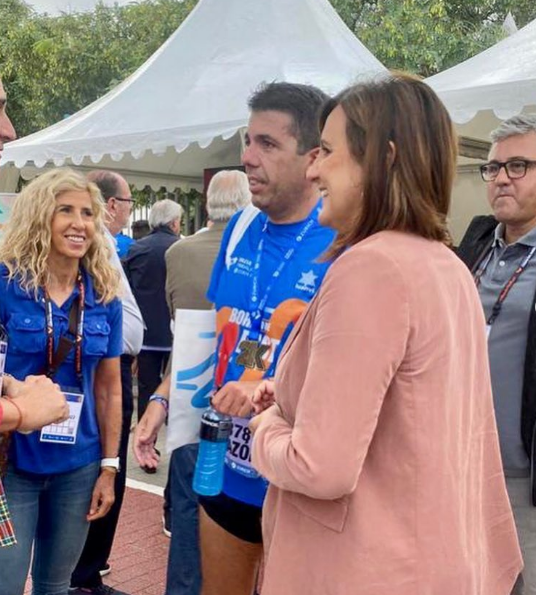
[{"x1": 26, "y1": 0, "x2": 136, "y2": 15}]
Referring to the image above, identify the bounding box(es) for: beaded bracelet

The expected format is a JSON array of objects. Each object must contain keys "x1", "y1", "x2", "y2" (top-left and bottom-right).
[{"x1": 148, "y1": 394, "x2": 169, "y2": 415}]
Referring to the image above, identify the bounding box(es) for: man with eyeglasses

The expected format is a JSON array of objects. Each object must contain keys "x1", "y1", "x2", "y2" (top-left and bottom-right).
[
  {"x1": 458, "y1": 114, "x2": 536, "y2": 595},
  {"x1": 70, "y1": 171, "x2": 143, "y2": 595}
]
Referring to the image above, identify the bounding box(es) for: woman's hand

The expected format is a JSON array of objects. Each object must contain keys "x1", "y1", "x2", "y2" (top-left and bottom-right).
[
  {"x1": 87, "y1": 469, "x2": 116, "y2": 521},
  {"x1": 249, "y1": 402, "x2": 282, "y2": 435},
  {"x1": 251, "y1": 380, "x2": 276, "y2": 414},
  {"x1": 0, "y1": 375, "x2": 69, "y2": 432},
  {"x1": 133, "y1": 401, "x2": 166, "y2": 470}
]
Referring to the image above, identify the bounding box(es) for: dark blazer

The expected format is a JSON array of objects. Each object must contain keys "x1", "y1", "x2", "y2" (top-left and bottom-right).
[
  {"x1": 124, "y1": 226, "x2": 179, "y2": 348},
  {"x1": 458, "y1": 215, "x2": 536, "y2": 504}
]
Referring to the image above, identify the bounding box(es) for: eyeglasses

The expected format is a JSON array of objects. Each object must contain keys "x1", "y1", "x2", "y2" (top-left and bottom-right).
[
  {"x1": 480, "y1": 159, "x2": 536, "y2": 182},
  {"x1": 114, "y1": 196, "x2": 134, "y2": 204}
]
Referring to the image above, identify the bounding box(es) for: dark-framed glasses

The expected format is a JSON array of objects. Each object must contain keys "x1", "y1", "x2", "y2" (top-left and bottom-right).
[
  {"x1": 480, "y1": 159, "x2": 536, "y2": 182},
  {"x1": 114, "y1": 196, "x2": 134, "y2": 204}
]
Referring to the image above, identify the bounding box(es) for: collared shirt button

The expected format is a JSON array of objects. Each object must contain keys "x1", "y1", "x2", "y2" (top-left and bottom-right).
[
  {"x1": 499, "y1": 261, "x2": 506, "y2": 267},
  {"x1": 24, "y1": 318, "x2": 31, "y2": 323}
]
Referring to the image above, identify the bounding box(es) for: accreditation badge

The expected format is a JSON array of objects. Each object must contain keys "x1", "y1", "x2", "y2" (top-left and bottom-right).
[{"x1": 40, "y1": 391, "x2": 84, "y2": 445}]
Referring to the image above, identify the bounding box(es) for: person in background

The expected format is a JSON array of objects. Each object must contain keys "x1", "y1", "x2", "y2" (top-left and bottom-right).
[
  {"x1": 132, "y1": 219, "x2": 150, "y2": 240},
  {"x1": 70, "y1": 170, "x2": 143, "y2": 595},
  {"x1": 457, "y1": 114, "x2": 536, "y2": 595},
  {"x1": 114, "y1": 232, "x2": 134, "y2": 260},
  {"x1": 124, "y1": 199, "x2": 182, "y2": 425},
  {"x1": 134, "y1": 168, "x2": 251, "y2": 595},
  {"x1": 250, "y1": 73, "x2": 522, "y2": 595},
  {"x1": 0, "y1": 168, "x2": 123, "y2": 595}
]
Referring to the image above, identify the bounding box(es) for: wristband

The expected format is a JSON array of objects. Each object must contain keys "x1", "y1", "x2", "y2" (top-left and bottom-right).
[{"x1": 149, "y1": 394, "x2": 169, "y2": 415}]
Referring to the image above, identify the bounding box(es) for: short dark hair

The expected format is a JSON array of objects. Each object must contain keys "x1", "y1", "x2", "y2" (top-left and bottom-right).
[
  {"x1": 321, "y1": 73, "x2": 456, "y2": 258},
  {"x1": 86, "y1": 170, "x2": 122, "y2": 201},
  {"x1": 248, "y1": 82, "x2": 329, "y2": 154}
]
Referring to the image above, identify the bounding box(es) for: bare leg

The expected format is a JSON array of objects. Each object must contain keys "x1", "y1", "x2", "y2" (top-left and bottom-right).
[{"x1": 199, "y1": 506, "x2": 262, "y2": 595}]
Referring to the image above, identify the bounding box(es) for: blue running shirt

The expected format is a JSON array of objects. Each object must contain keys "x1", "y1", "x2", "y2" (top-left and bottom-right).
[{"x1": 207, "y1": 203, "x2": 335, "y2": 507}]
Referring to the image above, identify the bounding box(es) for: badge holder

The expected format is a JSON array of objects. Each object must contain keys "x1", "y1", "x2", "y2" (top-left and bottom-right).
[
  {"x1": 40, "y1": 391, "x2": 84, "y2": 444},
  {"x1": 39, "y1": 296, "x2": 84, "y2": 445}
]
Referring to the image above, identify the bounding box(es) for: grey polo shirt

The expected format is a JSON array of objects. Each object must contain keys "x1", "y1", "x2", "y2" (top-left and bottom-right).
[{"x1": 478, "y1": 223, "x2": 536, "y2": 477}]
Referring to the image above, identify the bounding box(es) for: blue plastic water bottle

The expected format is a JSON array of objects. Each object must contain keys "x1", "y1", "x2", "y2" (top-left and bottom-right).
[{"x1": 193, "y1": 407, "x2": 233, "y2": 496}]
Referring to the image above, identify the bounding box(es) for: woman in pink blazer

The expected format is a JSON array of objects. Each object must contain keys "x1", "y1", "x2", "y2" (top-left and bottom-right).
[{"x1": 250, "y1": 74, "x2": 522, "y2": 595}]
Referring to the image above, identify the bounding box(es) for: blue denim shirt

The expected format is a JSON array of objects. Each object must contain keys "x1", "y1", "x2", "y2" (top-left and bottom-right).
[{"x1": 0, "y1": 264, "x2": 123, "y2": 474}]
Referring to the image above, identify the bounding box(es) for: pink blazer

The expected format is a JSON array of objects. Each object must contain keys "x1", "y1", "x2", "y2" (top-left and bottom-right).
[{"x1": 252, "y1": 231, "x2": 522, "y2": 595}]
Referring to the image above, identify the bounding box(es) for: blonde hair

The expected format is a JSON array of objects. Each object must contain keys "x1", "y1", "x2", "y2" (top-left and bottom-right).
[{"x1": 0, "y1": 168, "x2": 121, "y2": 303}]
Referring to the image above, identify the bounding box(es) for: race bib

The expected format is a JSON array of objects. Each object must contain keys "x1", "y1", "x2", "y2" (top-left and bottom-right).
[
  {"x1": 40, "y1": 391, "x2": 84, "y2": 445},
  {"x1": 225, "y1": 416, "x2": 259, "y2": 479}
]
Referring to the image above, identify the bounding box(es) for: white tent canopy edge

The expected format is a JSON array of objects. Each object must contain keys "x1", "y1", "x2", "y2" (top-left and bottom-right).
[{"x1": 0, "y1": 0, "x2": 387, "y2": 191}]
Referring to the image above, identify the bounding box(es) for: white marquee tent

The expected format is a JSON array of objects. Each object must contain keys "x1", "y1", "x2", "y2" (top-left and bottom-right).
[
  {"x1": 427, "y1": 17, "x2": 536, "y2": 131},
  {"x1": 0, "y1": 0, "x2": 387, "y2": 192}
]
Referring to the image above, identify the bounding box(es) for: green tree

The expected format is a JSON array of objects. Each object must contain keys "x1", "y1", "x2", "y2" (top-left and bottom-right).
[
  {"x1": 331, "y1": 0, "x2": 536, "y2": 76},
  {"x1": 3, "y1": 0, "x2": 536, "y2": 136},
  {"x1": 0, "y1": 0, "x2": 198, "y2": 136}
]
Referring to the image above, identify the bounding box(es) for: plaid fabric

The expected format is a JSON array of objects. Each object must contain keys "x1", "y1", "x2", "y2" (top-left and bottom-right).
[{"x1": 0, "y1": 479, "x2": 16, "y2": 547}]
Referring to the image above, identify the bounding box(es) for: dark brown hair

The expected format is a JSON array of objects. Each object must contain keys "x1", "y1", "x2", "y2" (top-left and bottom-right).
[
  {"x1": 249, "y1": 82, "x2": 329, "y2": 154},
  {"x1": 321, "y1": 73, "x2": 456, "y2": 258}
]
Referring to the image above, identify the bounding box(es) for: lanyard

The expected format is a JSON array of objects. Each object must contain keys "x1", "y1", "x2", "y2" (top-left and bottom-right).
[
  {"x1": 474, "y1": 244, "x2": 536, "y2": 326},
  {"x1": 248, "y1": 204, "x2": 320, "y2": 337},
  {"x1": 44, "y1": 271, "x2": 85, "y2": 381}
]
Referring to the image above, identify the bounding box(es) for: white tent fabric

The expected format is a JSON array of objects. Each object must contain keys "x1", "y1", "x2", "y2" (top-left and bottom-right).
[
  {"x1": 426, "y1": 17, "x2": 536, "y2": 126},
  {"x1": 0, "y1": 0, "x2": 386, "y2": 190}
]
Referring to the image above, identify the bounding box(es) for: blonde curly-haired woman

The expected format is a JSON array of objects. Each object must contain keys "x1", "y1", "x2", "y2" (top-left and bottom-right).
[{"x1": 0, "y1": 168, "x2": 123, "y2": 595}]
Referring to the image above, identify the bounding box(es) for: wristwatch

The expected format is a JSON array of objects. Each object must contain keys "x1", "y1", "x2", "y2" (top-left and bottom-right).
[{"x1": 101, "y1": 457, "x2": 120, "y2": 472}]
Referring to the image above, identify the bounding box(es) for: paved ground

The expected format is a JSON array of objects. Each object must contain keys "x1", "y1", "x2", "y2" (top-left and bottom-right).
[
  {"x1": 104, "y1": 485, "x2": 169, "y2": 595},
  {"x1": 103, "y1": 424, "x2": 171, "y2": 595},
  {"x1": 101, "y1": 411, "x2": 172, "y2": 595}
]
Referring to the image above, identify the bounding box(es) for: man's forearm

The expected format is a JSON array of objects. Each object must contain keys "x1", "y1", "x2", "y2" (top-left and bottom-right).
[{"x1": 154, "y1": 373, "x2": 171, "y2": 401}]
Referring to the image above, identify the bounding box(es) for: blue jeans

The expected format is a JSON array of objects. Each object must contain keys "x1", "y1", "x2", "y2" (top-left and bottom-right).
[
  {"x1": 165, "y1": 444, "x2": 201, "y2": 595},
  {"x1": 0, "y1": 461, "x2": 100, "y2": 595}
]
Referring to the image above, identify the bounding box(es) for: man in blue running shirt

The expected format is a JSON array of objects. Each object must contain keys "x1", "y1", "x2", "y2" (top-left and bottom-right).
[{"x1": 198, "y1": 82, "x2": 335, "y2": 595}]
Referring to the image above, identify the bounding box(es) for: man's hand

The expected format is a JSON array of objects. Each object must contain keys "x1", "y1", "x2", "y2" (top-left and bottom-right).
[
  {"x1": 133, "y1": 401, "x2": 166, "y2": 470},
  {"x1": 2, "y1": 375, "x2": 69, "y2": 432},
  {"x1": 87, "y1": 470, "x2": 116, "y2": 521},
  {"x1": 251, "y1": 380, "x2": 276, "y2": 414},
  {"x1": 212, "y1": 381, "x2": 261, "y2": 417}
]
